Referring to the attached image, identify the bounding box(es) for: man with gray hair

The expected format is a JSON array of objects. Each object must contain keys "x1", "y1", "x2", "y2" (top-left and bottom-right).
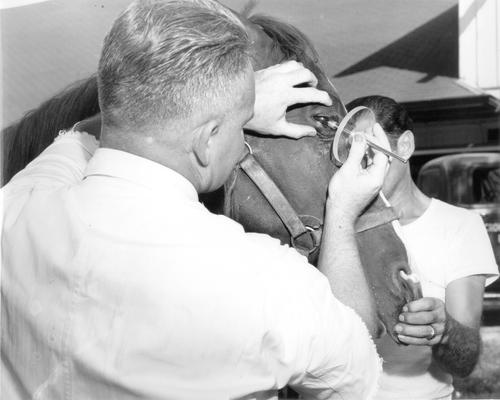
[{"x1": 2, "y1": 1, "x2": 389, "y2": 399}]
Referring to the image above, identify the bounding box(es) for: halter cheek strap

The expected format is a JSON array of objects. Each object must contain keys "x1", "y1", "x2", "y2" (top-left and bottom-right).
[
  {"x1": 239, "y1": 153, "x2": 310, "y2": 239},
  {"x1": 237, "y1": 150, "x2": 321, "y2": 257}
]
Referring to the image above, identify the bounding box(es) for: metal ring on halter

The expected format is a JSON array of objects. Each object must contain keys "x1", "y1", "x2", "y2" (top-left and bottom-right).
[
  {"x1": 427, "y1": 325, "x2": 436, "y2": 341},
  {"x1": 244, "y1": 141, "x2": 253, "y2": 155},
  {"x1": 290, "y1": 225, "x2": 321, "y2": 255}
]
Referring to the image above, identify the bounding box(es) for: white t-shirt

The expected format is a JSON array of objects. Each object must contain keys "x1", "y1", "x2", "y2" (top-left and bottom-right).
[
  {"x1": 2, "y1": 131, "x2": 381, "y2": 400},
  {"x1": 374, "y1": 198, "x2": 499, "y2": 400}
]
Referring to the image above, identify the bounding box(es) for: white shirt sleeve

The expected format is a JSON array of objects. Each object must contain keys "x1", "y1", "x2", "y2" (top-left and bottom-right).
[
  {"x1": 246, "y1": 233, "x2": 381, "y2": 400},
  {"x1": 3, "y1": 129, "x2": 98, "y2": 192},
  {"x1": 446, "y1": 212, "x2": 499, "y2": 287}
]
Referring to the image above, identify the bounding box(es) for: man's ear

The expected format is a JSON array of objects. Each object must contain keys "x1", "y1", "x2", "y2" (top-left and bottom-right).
[
  {"x1": 397, "y1": 130, "x2": 415, "y2": 159},
  {"x1": 192, "y1": 120, "x2": 218, "y2": 167}
]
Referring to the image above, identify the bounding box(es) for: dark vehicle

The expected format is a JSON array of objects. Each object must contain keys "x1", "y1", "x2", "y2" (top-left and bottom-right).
[{"x1": 417, "y1": 153, "x2": 500, "y2": 310}]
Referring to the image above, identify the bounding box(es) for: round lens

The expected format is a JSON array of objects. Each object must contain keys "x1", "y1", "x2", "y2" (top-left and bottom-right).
[{"x1": 331, "y1": 106, "x2": 376, "y2": 164}]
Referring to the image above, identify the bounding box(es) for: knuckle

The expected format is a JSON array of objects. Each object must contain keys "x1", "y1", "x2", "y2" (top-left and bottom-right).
[{"x1": 320, "y1": 90, "x2": 330, "y2": 100}]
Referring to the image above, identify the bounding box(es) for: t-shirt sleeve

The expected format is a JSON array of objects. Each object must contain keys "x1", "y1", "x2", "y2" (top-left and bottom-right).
[
  {"x1": 4, "y1": 129, "x2": 98, "y2": 192},
  {"x1": 246, "y1": 233, "x2": 381, "y2": 400},
  {"x1": 446, "y1": 212, "x2": 499, "y2": 287}
]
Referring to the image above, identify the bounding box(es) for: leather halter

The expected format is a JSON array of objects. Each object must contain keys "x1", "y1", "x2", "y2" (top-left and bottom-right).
[
  {"x1": 238, "y1": 152, "x2": 322, "y2": 257},
  {"x1": 226, "y1": 142, "x2": 399, "y2": 258}
]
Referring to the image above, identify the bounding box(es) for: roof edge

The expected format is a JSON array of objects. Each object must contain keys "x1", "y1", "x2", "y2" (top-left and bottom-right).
[{"x1": 401, "y1": 94, "x2": 500, "y2": 123}]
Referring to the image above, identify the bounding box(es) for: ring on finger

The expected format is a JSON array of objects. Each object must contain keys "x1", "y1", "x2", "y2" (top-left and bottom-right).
[{"x1": 427, "y1": 325, "x2": 436, "y2": 340}]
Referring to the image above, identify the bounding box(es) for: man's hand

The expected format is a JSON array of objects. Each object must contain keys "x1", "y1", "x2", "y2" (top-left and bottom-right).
[
  {"x1": 245, "y1": 61, "x2": 332, "y2": 138},
  {"x1": 327, "y1": 123, "x2": 390, "y2": 222},
  {"x1": 395, "y1": 297, "x2": 446, "y2": 346},
  {"x1": 319, "y1": 123, "x2": 390, "y2": 337}
]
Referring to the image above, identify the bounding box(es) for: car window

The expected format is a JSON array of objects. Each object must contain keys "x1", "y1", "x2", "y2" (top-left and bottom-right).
[
  {"x1": 470, "y1": 166, "x2": 500, "y2": 204},
  {"x1": 418, "y1": 167, "x2": 447, "y2": 201}
]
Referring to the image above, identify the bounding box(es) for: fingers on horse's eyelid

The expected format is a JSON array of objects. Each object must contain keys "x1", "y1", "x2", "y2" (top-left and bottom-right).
[
  {"x1": 310, "y1": 73, "x2": 319, "y2": 87},
  {"x1": 319, "y1": 91, "x2": 333, "y2": 105},
  {"x1": 289, "y1": 68, "x2": 317, "y2": 87},
  {"x1": 285, "y1": 124, "x2": 315, "y2": 139},
  {"x1": 274, "y1": 61, "x2": 297, "y2": 74},
  {"x1": 291, "y1": 87, "x2": 325, "y2": 105},
  {"x1": 281, "y1": 60, "x2": 296, "y2": 67},
  {"x1": 289, "y1": 60, "x2": 303, "y2": 69},
  {"x1": 281, "y1": 60, "x2": 301, "y2": 72},
  {"x1": 312, "y1": 89, "x2": 331, "y2": 104}
]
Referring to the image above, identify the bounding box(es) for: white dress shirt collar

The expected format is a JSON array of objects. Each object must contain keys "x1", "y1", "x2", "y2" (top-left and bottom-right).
[{"x1": 84, "y1": 147, "x2": 198, "y2": 202}]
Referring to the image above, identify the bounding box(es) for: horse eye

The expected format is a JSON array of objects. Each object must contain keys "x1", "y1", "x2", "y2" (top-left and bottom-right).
[
  {"x1": 313, "y1": 115, "x2": 329, "y2": 123},
  {"x1": 313, "y1": 115, "x2": 334, "y2": 128},
  {"x1": 313, "y1": 115, "x2": 338, "y2": 139}
]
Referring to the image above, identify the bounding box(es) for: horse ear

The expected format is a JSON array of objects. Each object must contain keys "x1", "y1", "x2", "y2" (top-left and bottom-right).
[
  {"x1": 192, "y1": 120, "x2": 217, "y2": 167},
  {"x1": 397, "y1": 130, "x2": 415, "y2": 159}
]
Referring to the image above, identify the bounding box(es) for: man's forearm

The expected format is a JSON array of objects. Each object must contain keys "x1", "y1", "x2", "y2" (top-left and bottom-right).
[
  {"x1": 432, "y1": 312, "x2": 481, "y2": 377},
  {"x1": 318, "y1": 204, "x2": 378, "y2": 336}
]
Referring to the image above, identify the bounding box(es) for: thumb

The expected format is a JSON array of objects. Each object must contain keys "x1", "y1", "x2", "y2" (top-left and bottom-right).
[
  {"x1": 342, "y1": 133, "x2": 367, "y2": 169},
  {"x1": 279, "y1": 121, "x2": 317, "y2": 139}
]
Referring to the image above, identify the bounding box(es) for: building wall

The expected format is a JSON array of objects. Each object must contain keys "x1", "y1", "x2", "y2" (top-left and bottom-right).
[
  {"x1": 459, "y1": 0, "x2": 500, "y2": 98},
  {"x1": 414, "y1": 118, "x2": 499, "y2": 150}
]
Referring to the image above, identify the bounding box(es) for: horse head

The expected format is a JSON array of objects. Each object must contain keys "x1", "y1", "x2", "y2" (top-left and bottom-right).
[{"x1": 220, "y1": 11, "x2": 421, "y2": 341}]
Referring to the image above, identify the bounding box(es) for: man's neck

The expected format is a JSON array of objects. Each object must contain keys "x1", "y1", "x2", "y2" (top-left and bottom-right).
[
  {"x1": 100, "y1": 129, "x2": 203, "y2": 193},
  {"x1": 387, "y1": 173, "x2": 431, "y2": 225}
]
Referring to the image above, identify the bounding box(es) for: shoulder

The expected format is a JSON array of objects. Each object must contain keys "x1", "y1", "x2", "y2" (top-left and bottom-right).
[
  {"x1": 428, "y1": 200, "x2": 499, "y2": 284},
  {"x1": 430, "y1": 198, "x2": 483, "y2": 232},
  {"x1": 431, "y1": 198, "x2": 475, "y2": 219},
  {"x1": 4, "y1": 130, "x2": 98, "y2": 196},
  {"x1": 428, "y1": 199, "x2": 489, "y2": 250},
  {"x1": 207, "y1": 212, "x2": 318, "y2": 278},
  {"x1": 202, "y1": 211, "x2": 336, "y2": 303}
]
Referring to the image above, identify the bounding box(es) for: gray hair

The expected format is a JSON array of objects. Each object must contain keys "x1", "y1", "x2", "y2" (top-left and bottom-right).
[{"x1": 98, "y1": 0, "x2": 251, "y2": 132}]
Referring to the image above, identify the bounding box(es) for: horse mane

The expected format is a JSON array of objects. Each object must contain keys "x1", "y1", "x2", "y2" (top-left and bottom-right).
[
  {"x1": 248, "y1": 14, "x2": 319, "y2": 64},
  {"x1": 239, "y1": 0, "x2": 258, "y2": 19},
  {"x1": 2, "y1": 75, "x2": 100, "y2": 184}
]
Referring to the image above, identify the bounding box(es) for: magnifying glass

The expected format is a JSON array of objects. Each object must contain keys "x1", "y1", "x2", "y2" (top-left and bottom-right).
[{"x1": 315, "y1": 106, "x2": 408, "y2": 165}]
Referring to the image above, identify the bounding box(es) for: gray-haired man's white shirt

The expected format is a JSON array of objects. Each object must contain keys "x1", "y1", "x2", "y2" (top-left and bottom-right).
[{"x1": 1, "y1": 130, "x2": 381, "y2": 400}]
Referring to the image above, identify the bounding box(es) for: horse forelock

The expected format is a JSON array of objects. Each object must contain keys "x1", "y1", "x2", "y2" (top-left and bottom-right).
[{"x1": 247, "y1": 14, "x2": 319, "y2": 65}]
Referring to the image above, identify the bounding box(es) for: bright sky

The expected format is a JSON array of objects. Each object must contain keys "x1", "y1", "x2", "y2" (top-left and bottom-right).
[{"x1": 0, "y1": 0, "x2": 52, "y2": 10}]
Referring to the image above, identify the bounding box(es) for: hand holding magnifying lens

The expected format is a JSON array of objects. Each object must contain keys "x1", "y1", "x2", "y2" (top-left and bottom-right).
[{"x1": 314, "y1": 106, "x2": 408, "y2": 164}]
